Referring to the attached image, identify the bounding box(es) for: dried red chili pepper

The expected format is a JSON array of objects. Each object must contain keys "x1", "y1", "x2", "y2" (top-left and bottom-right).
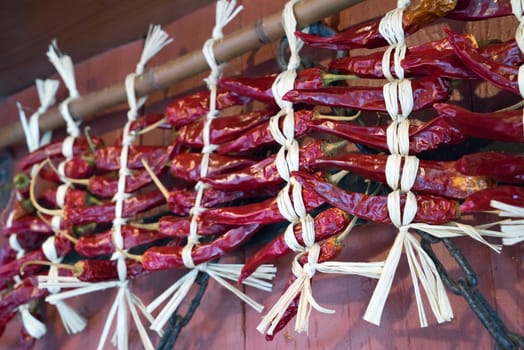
[
  {"x1": 206, "y1": 139, "x2": 325, "y2": 191},
  {"x1": 283, "y1": 76, "x2": 450, "y2": 112},
  {"x1": 41, "y1": 187, "x2": 101, "y2": 208},
  {"x1": 476, "y1": 39, "x2": 523, "y2": 67},
  {"x1": 177, "y1": 109, "x2": 276, "y2": 148},
  {"x1": 18, "y1": 136, "x2": 103, "y2": 171},
  {"x1": 169, "y1": 153, "x2": 255, "y2": 182},
  {"x1": 165, "y1": 90, "x2": 251, "y2": 127},
  {"x1": 166, "y1": 187, "x2": 277, "y2": 216},
  {"x1": 328, "y1": 36, "x2": 478, "y2": 79},
  {"x1": 0, "y1": 276, "x2": 47, "y2": 327},
  {"x1": 199, "y1": 187, "x2": 325, "y2": 225},
  {"x1": 94, "y1": 145, "x2": 174, "y2": 172},
  {"x1": 294, "y1": 0, "x2": 457, "y2": 50},
  {"x1": 312, "y1": 152, "x2": 493, "y2": 199},
  {"x1": 292, "y1": 171, "x2": 458, "y2": 225},
  {"x1": 158, "y1": 216, "x2": 233, "y2": 238},
  {"x1": 308, "y1": 114, "x2": 465, "y2": 154},
  {"x1": 74, "y1": 225, "x2": 171, "y2": 257},
  {"x1": 218, "y1": 110, "x2": 465, "y2": 155},
  {"x1": 456, "y1": 152, "x2": 524, "y2": 184},
  {"x1": 216, "y1": 109, "x2": 312, "y2": 155},
  {"x1": 0, "y1": 235, "x2": 71, "y2": 279},
  {"x1": 218, "y1": 67, "x2": 332, "y2": 104},
  {"x1": 240, "y1": 207, "x2": 349, "y2": 282},
  {"x1": 64, "y1": 190, "x2": 165, "y2": 227},
  {"x1": 435, "y1": 103, "x2": 524, "y2": 143},
  {"x1": 142, "y1": 224, "x2": 261, "y2": 271},
  {"x1": 57, "y1": 259, "x2": 146, "y2": 282},
  {"x1": 445, "y1": 0, "x2": 512, "y2": 20},
  {"x1": 265, "y1": 236, "x2": 345, "y2": 341},
  {"x1": 460, "y1": 186, "x2": 524, "y2": 213},
  {"x1": 446, "y1": 30, "x2": 521, "y2": 95},
  {"x1": 2, "y1": 215, "x2": 53, "y2": 237}
]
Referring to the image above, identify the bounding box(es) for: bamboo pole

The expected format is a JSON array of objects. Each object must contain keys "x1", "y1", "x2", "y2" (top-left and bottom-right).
[{"x1": 0, "y1": 0, "x2": 361, "y2": 149}]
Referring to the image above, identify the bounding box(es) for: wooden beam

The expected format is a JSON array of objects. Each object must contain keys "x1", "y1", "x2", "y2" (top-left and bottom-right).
[{"x1": 0, "y1": 0, "x2": 362, "y2": 149}]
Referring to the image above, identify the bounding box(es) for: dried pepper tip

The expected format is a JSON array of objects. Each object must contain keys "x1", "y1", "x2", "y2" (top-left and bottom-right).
[
  {"x1": 13, "y1": 173, "x2": 30, "y2": 191},
  {"x1": 81, "y1": 154, "x2": 96, "y2": 167}
]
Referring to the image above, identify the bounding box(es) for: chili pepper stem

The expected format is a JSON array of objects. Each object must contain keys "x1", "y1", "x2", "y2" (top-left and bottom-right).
[
  {"x1": 59, "y1": 230, "x2": 79, "y2": 244},
  {"x1": 113, "y1": 244, "x2": 143, "y2": 263},
  {"x1": 313, "y1": 109, "x2": 361, "y2": 121},
  {"x1": 335, "y1": 215, "x2": 358, "y2": 244},
  {"x1": 20, "y1": 260, "x2": 79, "y2": 275},
  {"x1": 321, "y1": 72, "x2": 360, "y2": 85},
  {"x1": 83, "y1": 126, "x2": 97, "y2": 155},
  {"x1": 137, "y1": 117, "x2": 169, "y2": 135},
  {"x1": 29, "y1": 160, "x2": 63, "y2": 217},
  {"x1": 328, "y1": 170, "x2": 349, "y2": 184},
  {"x1": 130, "y1": 222, "x2": 160, "y2": 230},
  {"x1": 14, "y1": 173, "x2": 30, "y2": 191},
  {"x1": 141, "y1": 158, "x2": 170, "y2": 201},
  {"x1": 497, "y1": 99, "x2": 524, "y2": 112}
]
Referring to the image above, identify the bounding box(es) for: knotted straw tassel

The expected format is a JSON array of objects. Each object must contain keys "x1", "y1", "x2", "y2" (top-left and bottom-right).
[{"x1": 490, "y1": 200, "x2": 524, "y2": 245}]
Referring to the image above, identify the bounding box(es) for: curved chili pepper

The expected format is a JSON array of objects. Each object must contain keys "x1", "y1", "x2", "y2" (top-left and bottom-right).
[
  {"x1": 446, "y1": 29, "x2": 520, "y2": 95},
  {"x1": 456, "y1": 152, "x2": 524, "y2": 183},
  {"x1": 218, "y1": 67, "x2": 330, "y2": 104},
  {"x1": 283, "y1": 76, "x2": 450, "y2": 112},
  {"x1": 199, "y1": 187, "x2": 325, "y2": 225},
  {"x1": 94, "y1": 145, "x2": 174, "y2": 172},
  {"x1": 308, "y1": 115, "x2": 465, "y2": 154},
  {"x1": 0, "y1": 276, "x2": 47, "y2": 326},
  {"x1": 0, "y1": 235, "x2": 71, "y2": 279},
  {"x1": 142, "y1": 224, "x2": 261, "y2": 271},
  {"x1": 159, "y1": 216, "x2": 233, "y2": 238},
  {"x1": 2, "y1": 215, "x2": 53, "y2": 236},
  {"x1": 167, "y1": 187, "x2": 277, "y2": 216},
  {"x1": 216, "y1": 109, "x2": 312, "y2": 155},
  {"x1": 240, "y1": 207, "x2": 349, "y2": 282},
  {"x1": 460, "y1": 186, "x2": 524, "y2": 213},
  {"x1": 265, "y1": 236, "x2": 345, "y2": 341},
  {"x1": 177, "y1": 109, "x2": 276, "y2": 148},
  {"x1": 206, "y1": 139, "x2": 325, "y2": 191},
  {"x1": 64, "y1": 190, "x2": 165, "y2": 226},
  {"x1": 62, "y1": 259, "x2": 146, "y2": 282},
  {"x1": 18, "y1": 136, "x2": 103, "y2": 171},
  {"x1": 445, "y1": 0, "x2": 512, "y2": 20},
  {"x1": 476, "y1": 39, "x2": 524, "y2": 67},
  {"x1": 292, "y1": 171, "x2": 458, "y2": 225},
  {"x1": 170, "y1": 153, "x2": 255, "y2": 182},
  {"x1": 294, "y1": 0, "x2": 457, "y2": 50},
  {"x1": 312, "y1": 152, "x2": 493, "y2": 199},
  {"x1": 435, "y1": 103, "x2": 524, "y2": 143},
  {"x1": 74, "y1": 225, "x2": 171, "y2": 257},
  {"x1": 165, "y1": 90, "x2": 251, "y2": 127},
  {"x1": 328, "y1": 36, "x2": 477, "y2": 79}
]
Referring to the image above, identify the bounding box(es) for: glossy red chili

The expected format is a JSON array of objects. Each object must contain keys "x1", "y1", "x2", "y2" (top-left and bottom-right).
[
  {"x1": 447, "y1": 30, "x2": 521, "y2": 95},
  {"x1": 218, "y1": 68, "x2": 331, "y2": 104},
  {"x1": 205, "y1": 139, "x2": 325, "y2": 191},
  {"x1": 445, "y1": 0, "x2": 512, "y2": 20},
  {"x1": 41, "y1": 187, "x2": 100, "y2": 208},
  {"x1": 292, "y1": 171, "x2": 458, "y2": 225},
  {"x1": 142, "y1": 224, "x2": 261, "y2": 271},
  {"x1": 283, "y1": 76, "x2": 450, "y2": 112},
  {"x1": 456, "y1": 152, "x2": 524, "y2": 183},
  {"x1": 165, "y1": 90, "x2": 251, "y2": 127},
  {"x1": 435, "y1": 103, "x2": 524, "y2": 143},
  {"x1": 169, "y1": 153, "x2": 255, "y2": 182},
  {"x1": 294, "y1": 0, "x2": 456, "y2": 50},
  {"x1": 18, "y1": 136, "x2": 103, "y2": 171},
  {"x1": 158, "y1": 216, "x2": 232, "y2": 238},
  {"x1": 460, "y1": 186, "x2": 524, "y2": 213},
  {"x1": 177, "y1": 109, "x2": 276, "y2": 148},
  {"x1": 94, "y1": 145, "x2": 174, "y2": 171},
  {"x1": 312, "y1": 152, "x2": 493, "y2": 199},
  {"x1": 64, "y1": 190, "x2": 165, "y2": 226},
  {"x1": 240, "y1": 207, "x2": 349, "y2": 282},
  {"x1": 199, "y1": 187, "x2": 325, "y2": 225},
  {"x1": 328, "y1": 36, "x2": 478, "y2": 79}
]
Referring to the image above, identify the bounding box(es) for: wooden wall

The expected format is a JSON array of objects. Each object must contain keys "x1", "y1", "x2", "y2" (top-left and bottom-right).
[{"x1": 0, "y1": 0, "x2": 522, "y2": 349}]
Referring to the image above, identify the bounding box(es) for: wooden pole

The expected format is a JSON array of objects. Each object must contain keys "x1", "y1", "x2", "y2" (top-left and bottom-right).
[{"x1": 0, "y1": 0, "x2": 361, "y2": 149}]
